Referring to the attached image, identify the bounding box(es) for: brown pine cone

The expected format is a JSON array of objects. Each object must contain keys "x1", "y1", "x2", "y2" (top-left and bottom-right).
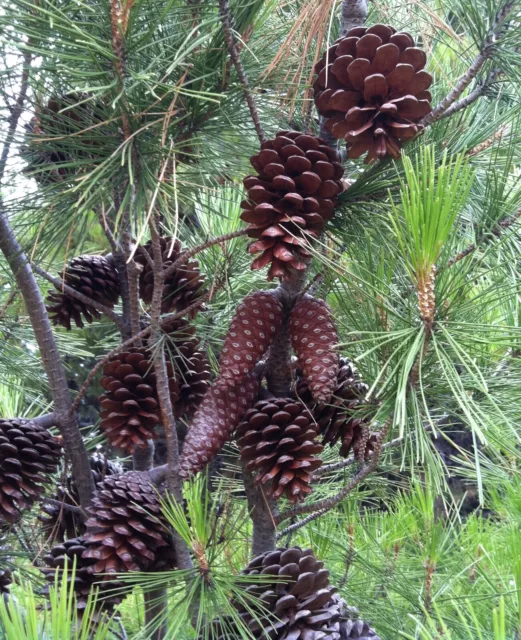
[
  {"x1": 0, "y1": 568, "x2": 11, "y2": 596},
  {"x1": 82, "y1": 471, "x2": 175, "y2": 575},
  {"x1": 290, "y1": 295, "x2": 339, "y2": 404},
  {"x1": 219, "y1": 291, "x2": 283, "y2": 384},
  {"x1": 46, "y1": 255, "x2": 120, "y2": 330},
  {"x1": 236, "y1": 398, "x2": 323, "y2": 502},
  {"x1": 0, "y1": 418, "x2": 62, "y2": 525},
  {"x1": 99, "y1": 348, "x2": 179, "y2": 453},
  {"x1": 314, "y1": 24, "x2": 432, "y2": 163},
  {"x1": 135, "y1": 237, "x2": 205, "y2": 316},
  {"x1": 241, "y1": 131, "x2": 344, "y2": 281}
]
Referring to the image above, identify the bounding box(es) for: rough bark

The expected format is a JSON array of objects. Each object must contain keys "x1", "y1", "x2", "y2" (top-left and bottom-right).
[
  {"x1": 341, "y1": 0, "x2": 368, "y2": 35},
  {"x1": 243, "y1": 468, "x2": 277, "y2": 558}
]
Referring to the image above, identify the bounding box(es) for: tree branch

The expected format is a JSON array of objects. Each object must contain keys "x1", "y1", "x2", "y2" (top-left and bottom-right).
[{"x1": 31, "y1": 413, "x2": 57, "y2": 429}]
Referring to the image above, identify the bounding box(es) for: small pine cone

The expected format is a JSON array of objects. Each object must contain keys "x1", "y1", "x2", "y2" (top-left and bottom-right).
[
  {"x1": 236, "y1": 398, "x2": 323, "y2": 502},
  {"x1": 180, "y1": 376, "x2": 259, "y2": 478},
  {"x1": 0, "y1": 418, "x2": 62, "y2": 525},
  {"x1": 241, "y1": 131, "x2": 344, "y2": 281},
  {"x1": 353, "y1": 431, "x2": 378, "y2": 461},
  {"x1": 297, "y1": 358, "x2": 370, "y2": 458},
  {"x1": 314, "y1": 24, "x2": 432, "y2": 163},
  {"x1": 82, "y1": 471, "x2": 175, "y2": 575},
  {"x1": 99, "y1": 348, "x2": 179, "y2": 454},
  {"x1": 46, "y1": 255, "x2": 120, "y2": 330},
  {"x1": 0, "y1": 568, "x2": 11, "y2": 595},
  {"x1": 219, "y1": 291, "x2": 283, "y2": 384},
  {"x1": 135, "y1": 237, "x2": 206, "y2": 316},
  {"x1": 290, "y1": 295, "x2": 339, "y2": 404}
]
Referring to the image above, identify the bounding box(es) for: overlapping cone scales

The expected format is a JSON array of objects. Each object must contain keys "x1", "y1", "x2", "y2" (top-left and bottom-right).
[
  {"x1": 0, "y1": 418, "x2": 62, "y2": 525},
  {"x1": 314, "y1": 24, "x2": 432, "y2": 162},
  {"x1": 99, "y1": 348, "x2": 178, "y2": 453},
  {"x1": 242, "y1": 131, "x2": 344, "y2": 281},
  {"x1": 219, "y1": 291, "x2": 284, "y2": 383},
  {"x1": 46, "y1": 255, "x2": 120, "y2": 330},
  {"x1": 180, "y1": 375, "x2": 259, "y2": 478},
  {"x1": 0, "y1": 569, "x2": 11, "y2": 595},
  {"x1": 236, "y1": 398, "x2": 323, "y2": 502},
  {"x1": 343, "y1": 617, "x2": 381, "y2": 639},
  {"x1": 83, "y1": 471, "x2": 175, "y2": 575},
  {"x1": 290, "y1": 296, "x2": 339, "y2": 404},
  {"x1": 135, "y1": 237, "x2": 205, "y2": 316}
]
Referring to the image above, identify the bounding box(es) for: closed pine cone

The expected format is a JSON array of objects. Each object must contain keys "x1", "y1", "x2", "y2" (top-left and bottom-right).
[
  {"x1": 82, "y1": 471, "x2": 175, "y2": 575},
  {"x1": 236, "y1": 397, "x2": 323, "y2": 502},
  {"x1": 0, "y1": 418, "x2": 62, "y2": 525},
  {"x1": 46, "y1": 255, "x2": 120, "y2": 330},
  {"x1": 314, "y1": 24, "x2": 432, "y2": 162},
  {"x1": 241, "y1": 131, "x2": 344, "y2": 281},
  {"x1": 135, "y1": 237, "x2": 205, "y2": 316}
]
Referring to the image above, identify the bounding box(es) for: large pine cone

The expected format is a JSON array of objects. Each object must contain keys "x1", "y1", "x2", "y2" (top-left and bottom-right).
[
  {"x1": 219, "y1": 291, "x2": 283, "y2": 384},
  {"x1": 46, "y1": 255, "x2": 120, "y2": 330},
  {"x1": 290, "y1": 295, "x2": 339, "y2": 404},
  {"x1": 314, "y1": 24, "x2": 432, "y2": 163},
  {"x1": 135, "y1": 237, "x2": 205, "y2": 316},
  {"x1": 39, "y1": 454, "x2": 121, "y2": 542},
  {"x1": 297, "y1": 359, "x2": 370, "y2": 458},
  {"x1": 0, "y1": 418, "x2": 62, "y2": 525},
  {"x1": 236, "y1": 398, "x2": 323, "y2": 502},
  {"x1": 99, "y1": 348, "x2": 178, "y2": 453},
  {"x1": 180, "y1": 376, "x2": 259, "y2": 478},
  {"x1": 82, "y1": 471, "x2": 175, "y2": 575},
  {"x1": 241, "y1": 131, "x2": 344, "y2": 281},
  {"x1": 0, "y1": 568, "x2": 11, "y2": 595}
]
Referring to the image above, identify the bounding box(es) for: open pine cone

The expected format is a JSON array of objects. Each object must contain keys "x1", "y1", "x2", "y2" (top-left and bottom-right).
[
  {"x1": 314, "y1": 24, "x2": 432, "y2": 162},
  {"x1": 236, "y1": 397, "x2": 323, "y2": 502},
  {"x1": 241, "y1": 131, "x2": 344, "y2": 281},
  {"x1": 0, "y1": 418, "x2": 62, "y2": 525},
  {"x1": 46, "y1": 255, "x2": 120, "y2": 330}
]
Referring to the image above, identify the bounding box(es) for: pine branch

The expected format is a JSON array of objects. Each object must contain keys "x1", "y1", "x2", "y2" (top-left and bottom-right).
[
  {"x1": 433, "y1": 69, "x2": 502, "y2": 123},
  {"x1": 31, "y1": 413, "x2": 57, "y2": 428}
]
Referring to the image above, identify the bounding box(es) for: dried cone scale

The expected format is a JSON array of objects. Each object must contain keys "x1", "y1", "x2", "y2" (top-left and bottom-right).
[
  {"x1": 236, "y1": 398, "x2": 323, "y2": 502},
  {"x1": 219, "y1": 291, "x2": 284, "y2": 384},
  {"x1": 314, "y1": 24, "x2": 432, "y2": 162},
  {"x1": 0, "y1": 418, "x2": 62, "y2": 525},
  {"x1": 241, "y1": 131, "x2": 344, "y2": 281},
  {"x1": 46, "y1": 255, "x2": 120, "y2": 330}
]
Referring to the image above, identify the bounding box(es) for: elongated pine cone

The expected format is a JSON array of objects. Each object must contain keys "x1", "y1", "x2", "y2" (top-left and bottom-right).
[
  {"x1": 0, "y1": 418, "x2": 62, "y2": 525},
  {"x1": 82, "y1": 471, "x2": 175, "y2": 575},
  {"x1": 290, "y1": 295, "x2": 339, "y2": 404},
  {"x1": 0, "y1": 568, "x2": 11, "y2": 595},
  {"x1": 99, "y1": 348, "x2": 179, "y2": 453},
  {"x1": 135, "y1": 237, "x2": 206, "y2": 316},
  {"x1": 180, "y1": 376, "x2": 259, "y2": 478},
  {"x1": 297, "y1": 359, "x2": 370, "y2": 457},
  {"x1": 236, "y1": 398, "x2": 323, "y2": 502},
  {"x1": 219, "y1": 291, "x2": 283, "y2": 384},
  {"x1": 314, "y1": 24, "x2": 432, "y2": 162},
  {"x1": 241, "y1": 131, "x2": 344, "y2": 281},
  {"x1": 46, "y1": 255, "x2": 120, "y2": 330}
]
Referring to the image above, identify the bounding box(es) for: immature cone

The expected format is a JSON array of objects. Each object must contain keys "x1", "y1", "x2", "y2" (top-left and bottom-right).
[
  {"x1": 236, "y1": 398, "x2": 323, "y2": 502},
  {"x1": 135, "y1": 237, "x2": 205, "y2": 316},
  {"x1": 219, "y1": 291, "x2": 284, "y2": 384},
  {"x1": 82, "y1": 471, "x2": 175, "y2": 575},
  {"x1": 314, "y1": 24, "x2": 432, "y2": 162},
  {"x1": 0, "y1": 418, "x2": 62, "y2": 525},
  {"x1": 290, "y1": 295, "x2": 339, "y2": 404},
  {"x1": 180, "y1": 376, "x2": 259, "y2": 478},
  {"x1": 297, "y1": 359, "x2": 370, "y2": 457},
  {"x1": 99, "y1": 348, "x2": 178, "y2": 453},
  {"x1": 46, "y1": 255, "x2": 120, "y2": 330},
  {"x1": 241, "y1": 131, "x2": 344, "y2": 281},
  {"x1": 0, "y1": 569, "x2": 11, "y2": 595}
]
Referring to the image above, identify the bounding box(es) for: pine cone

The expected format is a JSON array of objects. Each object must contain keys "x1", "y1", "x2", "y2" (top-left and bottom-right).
[
  {"x1": 297, "y1": 359, "x2": 370, "y2": 457},
  {"x1": 342, "y1": 617, "x2": 381, "y2": 639},
  {"x1": 290, "y1": 295, "x2": 339, "y2": 404},
  {"x1": 219, "y1": 291, "x2": 283, "y2": 384},
  {"x1": 46, "y1": 255, "x2": 120, "y2": 330},
  {"x1": 236, "y1": 398, "x2": 323, "y2": 502},
  {"x1": 241, "y1": 131, "x2": 344, "y2": 281},
  {"x1": 0, "y1": 418, "x2": 62, "y2": 525},
  {"x1": 180, "y1": 376, "x2": 259, "y2": 478},
  {"x1": 99, "y1": 348, "x2": 178, "y2": 453},
  {"x1": 135, "y1": 237, "x2": 206, "y2": 316},
  {"x1": 314, "y1": 24, "x2": 432, "y2": 162},
  {"x1": 0, "y1": 568, "x2": 11, "y2": 595},
  {"x1": 82, "y1": 471, "x2": 175, "y2": 575}
]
